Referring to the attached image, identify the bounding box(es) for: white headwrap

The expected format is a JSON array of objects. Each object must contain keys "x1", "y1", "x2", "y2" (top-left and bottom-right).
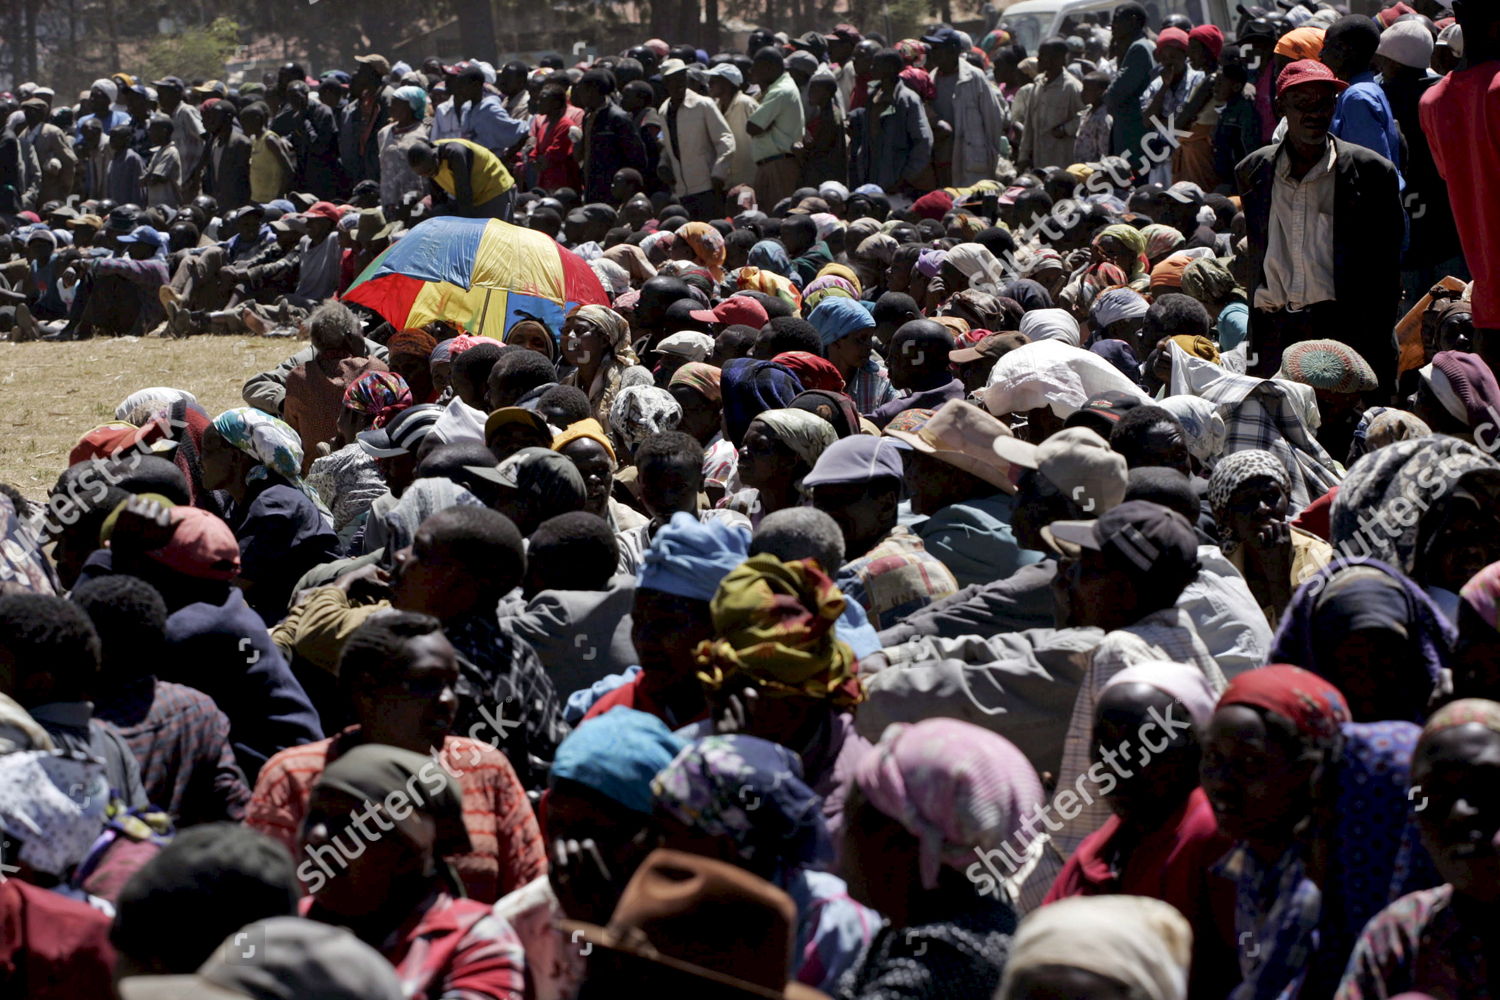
[
  {"x1": 91, "y1": 78, "x2": 118, "y2": 103},
  {"x1": 1017, "y1": 308, "x2": 1082, "y2": 348},
  {"x1": 984, "y1": 340, "x2": 1149, "y2": 419},
  {"x1": 1102, "y1": 660, "x2": 1221, "y2": 729},
  {"x1": 998, "y1": 896, "x2": 1192, "y2": 1000},
  {"x1": 1089, "y1": 287, "x2": 1150, "y2": 329},
  {"x1": 945, "y1": 243, "x2": 1008, "y2": 294}
]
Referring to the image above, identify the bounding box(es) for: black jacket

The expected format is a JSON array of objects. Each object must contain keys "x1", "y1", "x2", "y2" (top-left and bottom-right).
[
  {"x1": 581, "y1": 102, "x2": 647, "y2": 204},
  {"x1": 1236, "y1": 135, "x2": 1404, "y2": 391},
  {"x1": 205, "y1": 128, "x2": 253, "y2": 212}
]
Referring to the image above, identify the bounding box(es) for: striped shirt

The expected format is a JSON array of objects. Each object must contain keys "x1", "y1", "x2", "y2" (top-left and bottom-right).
[{"x1": 248, "y1": 728, "x2": 546, "y2": 904}]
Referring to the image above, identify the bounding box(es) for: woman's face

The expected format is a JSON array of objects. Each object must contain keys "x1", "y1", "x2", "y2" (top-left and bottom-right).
[
  {"x1": 1225, "y1": 474, "x2": 1289, "y2": 548},
  {"x1": 391, "y1": 352, "x2": 434, "y2": 401},
  {"x1": 1315, "y1": 628, "x2": 1429, "y2": 723},
  {"x1": 1421, "y1": 492, "x2": 1500, "y2": 592},
  {"x1": 737, "y1": 421, "x2": 798, "y2": 491},
  {"x1": 199, "y1": 426, "x2": 239, "y2": 490},
  {"x1": 1200, "y1": 705, "x2": 1317, "y2": 850},
  {"x1": 561, "y1": 437, "x2": 615, "y2": 515},
  {"x1": 885, "y1": 258, "x2": 911, "y2": 293},
  {"x1": 1094, "y1": 234, "x2": 1135, "y2": 273},
  {"x1": 508, "y1": 326, "x2": 555, "y2": 360},
  {"x1": 563, "y1": 318, "x2": 605, "y2": 368}
]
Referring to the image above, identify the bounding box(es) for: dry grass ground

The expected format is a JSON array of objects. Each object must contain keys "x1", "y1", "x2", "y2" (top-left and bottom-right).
[{"x1": 0, "y1": 336, "x2": 298, "y2": 502}]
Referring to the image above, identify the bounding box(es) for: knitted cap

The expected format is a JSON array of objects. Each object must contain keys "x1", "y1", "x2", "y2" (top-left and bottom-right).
[{"x1": 1275, "y1": 339, "x2": 1378, "y2": 394}]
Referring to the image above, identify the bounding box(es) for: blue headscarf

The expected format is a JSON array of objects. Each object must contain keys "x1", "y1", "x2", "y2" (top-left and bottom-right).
[
  {"x1": 637, "y1": 511, "x2": 751, "y2": 601},
  {"x1": 393, "y1": 85, "x2": 428, "y2": 117},
  {"x1": 652, "y1": 735, "x2": 832, "y2": 877},
  {"x1": 721, "y1": 358, "x2": 805, "y2": 446},
  {"x1": 806, "y1": 298, "x2": 876, "y2": 349},
  {"x1": 748, "y1": 240, "x2": 793, "y2": 278},
  {"x1": 550, "y1": 706, "x2": 686, "y2": 815}
]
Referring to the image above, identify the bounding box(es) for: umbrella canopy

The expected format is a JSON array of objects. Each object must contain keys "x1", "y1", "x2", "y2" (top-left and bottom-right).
[{"x1": 343, "y1": 215, "x2": 609, "y2": 338}]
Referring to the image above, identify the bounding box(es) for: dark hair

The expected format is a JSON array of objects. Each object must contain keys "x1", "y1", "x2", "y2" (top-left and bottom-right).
[
  {"x1": 1124, "y1": 466, "x2": 1199, "y2": 524},
  {"x1": 537, "y1": 384, "x2": 593, "y2": 425},
  {"x1": 578, "y1": 68, "x2": 617, "y2": 95},
  {"x1": 491, "y1": 348, "x2": 558, "y2": 392},
  {"x1": 1110, "y1": 406, "x2": 1191, "y2": 475},
  {"x1": 752, "y1": 46, "x2": 786, "y2": 69},
  {"x1": 1038, "y1": 36, "x2": 1070, "y2": 57},
  {"x1": 70, "y1": 574, "x2": 167, "y2": 680},
  {"x1": 111, "y1": 824, "x2": 297, "y2": 973},
  {"x1": 974, "y1": 227, "x2": 1016, "y2": 259},
  {"x1": 779, "y1": 215, "x2": 816, "y2": 243},
  {"x1": 338, "y1": 611, "x2": 445, "y2": 699},
  {"x1": 422, "y1": 506, "x2": 526, "y2": 593},
  {"x1": 1219, "y1": 60, "x2": 1249, "y2": 85},
  {"x1": 0, "y1": 593, "x2": 101, "y2": 702},
  {"x1": 1145, "y1": 293, "x2": 1212, "y2": 338},
  {"x1": 414, "y1": 441, "x2": 504, "y2": 499},
  {"x1": 451, "y1": 341, "x2": 506, "y2": 388},
  {"x1": 872, "y1": 292, "x2": 920, "y2": 325},
  {"x1": 636, "y1": 430, "x2": 705, "y2": 476},
  {"x1": 99, "y1": 454, "x2": 191, "y2": 506},
  {"x1": 756, "y1": 316, "x2": 823, "y2": 357},
  {"x1": 529, "y1": 511, "x2": 619, "y2": 591}
]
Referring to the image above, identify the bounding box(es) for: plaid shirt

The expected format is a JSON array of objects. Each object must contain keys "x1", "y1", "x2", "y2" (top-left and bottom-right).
[
  {"x1": 1173, "y1": 352, "x2": 1343, "y2": 512},
  {"x1": 445, "y1": 613, "x2": 568, "y2": 793},
  {"x1": 248, "y1": 729, "x2": 547, "y2": 904},
  {"x1": 305, "y1": 889, "x2": 526, "y2": 1000},
  {"x1": 1019, "y1": 607, "x2": 1224, "y2": 912},
  {"x1": 848, "y1": 355, "x2": 898, "y2": 415},
  {"x1": 836, "y1": 526, "x2": 960, "y2": 631},
  {"x1": 95, "y1": 677, "x2": 251, "y2": 826}
]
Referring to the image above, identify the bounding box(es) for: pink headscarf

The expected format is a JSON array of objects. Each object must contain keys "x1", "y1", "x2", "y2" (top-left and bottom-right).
[{"x1": 853, "y1": 718, "x2": 1043, "y2": 890}]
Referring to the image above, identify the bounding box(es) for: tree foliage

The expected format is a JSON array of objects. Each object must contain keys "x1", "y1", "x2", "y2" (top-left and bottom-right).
[{"x1": 141, "y1": 17, "x2": 242, "y2": 83}]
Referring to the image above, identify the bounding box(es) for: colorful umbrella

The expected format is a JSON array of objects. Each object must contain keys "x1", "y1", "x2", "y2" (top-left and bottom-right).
[{"x1": 343, "y1": 215, "x2": 609, "y2": 339}]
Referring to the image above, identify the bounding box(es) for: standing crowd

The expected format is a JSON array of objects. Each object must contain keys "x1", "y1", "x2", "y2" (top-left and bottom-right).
[{"x1": 2, "y1": 2, "x2": 1500, "y2": 999}]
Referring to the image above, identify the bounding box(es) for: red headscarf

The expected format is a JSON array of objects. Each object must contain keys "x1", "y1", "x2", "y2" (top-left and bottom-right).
[
  {"x1": 1217, "y1": 665, "x2": 1350, "y2": 746},
  {"x1": 772, "y1": 351, "x2": 846, "y2": 392}
]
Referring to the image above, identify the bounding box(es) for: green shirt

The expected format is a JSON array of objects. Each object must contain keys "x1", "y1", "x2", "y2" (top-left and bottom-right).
[{"x1": 747, "y1": 72, "x2": 805, "y2": 162}]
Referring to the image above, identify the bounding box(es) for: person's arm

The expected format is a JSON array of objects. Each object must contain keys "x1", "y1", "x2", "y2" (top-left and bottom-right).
[
  {"x1": 244, "y1": 750, "x2": 308, "y2": 855},
  {"x1": 1333, "y1": 90, "x2": 1399, "y2": 168},
  {"x1": 745, "y1": 84, "x2": 783, "y2": 137},
  {"x1": 242, "y1": 344, "x2": 316, "y2": 414},
  {"x1": 705, "y1": 101, "x2": 735, "y2": 185},
  {"x1": 619, "y1": 113, "x2": 648, "y2": 173},
  {"x1": 444, "y1": 143, "x2": 476, "y2": 208}
]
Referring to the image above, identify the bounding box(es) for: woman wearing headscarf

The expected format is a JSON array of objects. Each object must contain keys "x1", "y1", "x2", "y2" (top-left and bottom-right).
[
  {"x1": 1089, "y1": 224, "x2": 1150, "y2": 291},
  {"x1": 724, "y1": 409, "x2": 838, "y2": 525},
  {"x1": 1207, "y1": 448, "x2": 1333, "y2": 628},
  {"x1": 941, "y1": 244, "x2": 1008, "y2": 297},
  {"x1": 1180, "y1": 256, "x2": 1248, "y2": 352},
  {"x1": 998, "y1": 896, "x2": 1194, "y2": 1000},
  {"x1": 675, "y1": 221, "x2": 726, "y2": 281},
  {"x1": 1017, "y1": 307, "x2": 1081, "y2": 348},
  {"x1": 560, "y1": 304, "x2": 653, "y2": 426},
  {"x1": 1089, "y1": 285, "x2": 1151, "y2": 346},
  {"x1": 1271, "y1": 558, "x2": 1454, "y2": 723},
  {"x1": 720, "y1": 357, "x2": 806, "y2": 447},
  {"x1": 839, "y1": 718, "x2": 1044, "y2": 1000},
  {"x1": 748, "y1": 239, "x2": 794, "y2": 278},
  {"x1": 502, "y1": 318, "x2": 557, "y2": 362},
  {"x1": 1139, "y1": 223, "x2": 1186, "y2": 269},
  {"x1": 852, "y1": 233, "x2": 898, "y2": 294},
  {"x1": 608, "y1": 385, "x2": 682, "y2": 461},
  {"x1": 999, "y1": 278, "x2": 1053, "y2": 313},
  {"x1": 1455, "y1": 560, "x2": 1500, "y2": 700},
  {"x1": 1158, "y1": 394, "x2": 1228, "y2": 472},
  {"x1": 1331, "y1": 436, "x2": 1500, "y2": 620},
  {"x1": 306, "y1": 370, "x2": 408, "y2": 543},
  {"x1": 299, "y1": 745, "x2": 527, "y2": 999},
  {"x1": 790, "y1": 389, "x2": 865, "y2": 439},
  {"x1": 377, "y1": 85, "x2": 430, "y2": 213},
  {"x1": 201, "y1": 407, "x2": 338, "y2": 625},
  {"x1": 1045, "y1": 662, "x2": 1240, "y2": 1000},
  {"x1": 651, "y1": 735, "x2": 880, "y2": 993},
  {"x1": 1335, "y1": 699, "x2": 1500, "y2": 1000},
  {"x1": 736, "y1": 265, "x2": 803, "y2": 314},
  {"x1": 1343, "y1": 407, "x2": 1432, "y2": 467},
  {"x1": 801, "y1": 275, "x2": 860, "y2": 312},
  {"x1": 1202, "y1": 665, "x2": 1436, "y2": 1000}
]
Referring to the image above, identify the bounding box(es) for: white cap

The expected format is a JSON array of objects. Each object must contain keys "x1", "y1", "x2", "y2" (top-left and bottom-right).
[
  {"x1": 1438, "y1": 23, "x2": 1464, "y2": 57},
  {"x1": 1377, "y1": 20, "x2": 1436, "y2": 70},
  {"x1": 707, "y1": 63, "x2": 743, "y2": 88},
  {"x1": 651, "y1": 331, "x2": 715, "y2": 361}
]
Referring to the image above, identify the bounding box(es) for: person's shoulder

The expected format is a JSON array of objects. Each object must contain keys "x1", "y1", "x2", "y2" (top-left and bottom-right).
[
  {"x1": 1332, "y1": 136, "x2": 1398, "y2": 175},
  {"x1": 258, "y1": 734, "x2": 335, "y2": 778}
]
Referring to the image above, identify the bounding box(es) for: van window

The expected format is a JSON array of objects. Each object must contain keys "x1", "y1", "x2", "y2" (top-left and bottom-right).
[{"x1": 1001, "y1": 13, "x2": 1048, "y2": 54}]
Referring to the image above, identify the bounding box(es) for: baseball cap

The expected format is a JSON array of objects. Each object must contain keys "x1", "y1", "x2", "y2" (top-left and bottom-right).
[
  {"x1": 652, "y1": 331, "x2": 715, "y2": 362},
  {"x1": 992, "y1": 426, "x2": 1128, "y2": 513},
  {"x1": 884, "y1": 399, "x2": 1016, "y2": 493},
  {"x1": 119, "y1": 225, "x2": 167, "y2": 248},
  {"x1": 802, "y1": 435, "x2": 906, "y2": 488},
  {"x1": 67, "y1": 213, "x2": 104, "y2": 231},
  {"x1": 949, "y1": 331, "x2": 1030, "y2": 365},
  {"x1": 1063, "y1": 391, "x2": 1145, "y2": 438},
  {"x1": 1377, "y1": 19, "x2": 1435, "y2": 70},
  {"x1": 483, "y1": 407, "x2": 552, "y2": 444},
  {"x1": 318, "y1": 70, "x2": 352, "y2": 86},
  {"x1": 921, "y1": 27, "x2": 963, "y2": 46},
  {"x1": 707, "y1": 63, "x2": 743, "y2": 88},
  {"x1": 659, "y1": 58, "x2": 689, "y2": 77},
  {"x1": 192, "y1": 79, "x2": 229, "y2": 97},
  {"x1": 357, "y1": 403, "x2": 444, "y2": 458},
  {"x1": 1276, "y1": 59, "x2": 1349, "y2": 98},
  {"x1": 1164, "y1": 181, "x2": 1205, "y2": 205},
  {"x1": 150, "y1": 506, "x2": 242, "y2": 581},
  {"x1": 472, "y1": 446, "x2": 587, "y2": 505},
  {"x1": 1239, "y1": 16, "x2": 1279, "y2": 41},
  {"x1": 690, "y1": 295, "x2": 770, "y2": 329},
  {"x1": 1042, "y1": 499, "x2": 1200, "y2": 582},
  {"x1": 151, "y1": 76, "x2": 186, "y2": 90},
  {"x1": 354, "y1": 53, "x2": 392, "y2": 76}
]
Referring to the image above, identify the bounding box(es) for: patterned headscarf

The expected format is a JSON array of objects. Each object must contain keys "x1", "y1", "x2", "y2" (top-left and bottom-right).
[
  {"x1": 652, "y1": 735, "x2": 832, "y2": 874},
  {"x1": 721, "y1": 358, "x2": 805, "y2": 446},
  {"x1": 589, "y1": 258, "x2": 631, "y2": 298},
  {"x1": 853, "y1": 718, "x2": 1044, "y2": 892},
  {"x1": 609, "y1": 385, "x2": 682, "y2": 457},
  {"x1": 695, "y1": 554, "x2": 860, "y2": 707},
  {"x1": 1460, "y1": 559, "x2": 1500, "y2": 633},
  {"x1": 1215, "y1": 664, "x2": 1351, "y2": 749},
  {"x1": 854, "y1": 234, "x2": 898, "y2": 266},
  {"x1": 668, "y1": 362, "x2": 723, "y2": 404},
  {"x1": 1090, "y1": 286, "x2": 1151, "y2": 329},
  {"x1": 751, "y1": 409, "x2": 839, "y2": 471},
  {"x1": 815, "y1": 263, "x2": 862, "y2": 297},
  {"x1": 1094, "y1": 225, "x2": 1148, "y2": 280},
  {"x1": 210, "y1": 407, "x2": 323, "y2": 508},
  {"x1": 569, "y1": 304, "x2": 638, "y2": 366},
  {"x1": 343, "y1": 371, "x2": 413, "y2": 428},
  {"x1": 1140, "y1": 224, "x2": 1185, "y2": 266},
  {"x1": 677, "y1": 221, "x2": 726, "y2": 280},
  {"x1": 393, "y1": 84, "x2": 428, "y2": 117},
  {"x1": 802, "y1": 275, "x2": 859, "y2": 311},
  {"x1": 1422, "y1": 697, "x2": 1500, "y2": 738},
  {"x1": 379, "y1": 477, "x2": 484, "y2": 558},
  {"x1": 1207, "y1": 448, "x2": 1291, "y2": 549},
  {"x1": 1159, "y1": 395, "x2": 1228, "y2": 467},
  {"x1": 737, "y1": 267, "x2": 803, "y2": 313},
  {"x1": 114, "y1": 386, "x2": 199, "y2": 426}
]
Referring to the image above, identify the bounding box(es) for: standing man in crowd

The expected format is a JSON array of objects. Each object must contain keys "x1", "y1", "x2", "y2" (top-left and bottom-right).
[
  {"x1": 657, "y1": 59, "x2": 735, "y2": 221},
  {"x1": 746, "y1": 47, "x2": 804, "y2": 210},
  {"x1": 923, "y1": 26, "x2": 1006, "y2": 187}
]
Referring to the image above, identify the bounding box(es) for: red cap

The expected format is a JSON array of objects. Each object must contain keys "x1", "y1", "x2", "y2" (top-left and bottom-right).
[
  {"x1": 1155, "y1": 27, "x2": 1190, "y2": 52},
  {"x1": 69, "y1": 419, "x2": 175, "y2": 466},
  {"x1": 689, "y1": 295, "x2": 770, "y2": 329},
  {"x1": 1188, "y1": 25, "x2": 1224, "y2": 62},
  {"x1": 147, "y1": 507, "x2": 241, "y2": 581},
  {"x1": 305, "y1": 201, "x2": 342, "y2": 222},
  {"x1": 1276, "y1": 59, "x2": 1349, "y2": 97}
]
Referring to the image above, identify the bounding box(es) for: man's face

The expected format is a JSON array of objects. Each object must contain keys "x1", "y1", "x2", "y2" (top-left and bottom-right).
[
  {"x1": 352, "y1": 66, "x2": 380, "y2": 94},
  {"x1": 26, "y1": 239, "x2": 52, "y2": 266},
  {"x1": 1158, "y1": 45, "x2": 1188, "y2": 74},
  {"x1": 573, "y1": 83, "x2": 601, "y2": 111},
  {"x1": 109, "y1": 129, "x2": 130, "y2": 151},
  {"x1": 319, "y1": 84, "x2": 346, "y2": 108},
  {"x1": 89, "y1": 87, "x2": 111, "y2": 115},
  {"x1": 1413, "y1": 723, "x2": 1500, "y2": 903},
  {"x1": 1038, "y1": 47, "x2": 1066, "y2": 76},
  {"x1": 391, "y1": 532, "x2": 461, "y2": 615},
  {"x1": 825, "y1": 326, "x2": 875, "y2": 373},
  {"x1": 22, "y1": 105, "x2": 44, "y2": 128},
  {"x1": 639, "y1": 456, "x2": 702, "y2": 519},
  {"x1": 158, "y1": 85, "x2": 182, "y2": 110},
  {"x1": 355, "y1": 632, "x2": 460, "y2": 748},
  {"x1": 148, "y1": 122, "x2": 171, "y2": 146},
  {"x1": 665, "y1": 72, "x2": 688, "y2": 103},
  {"x1": 82, "y1": 121, "x2": 103, "y2": 146},
  {"x1": 499, "y1": 69, "x2": 526, "y2": 96},
  {"x1": 1053, "y1": 548, "x2": 1132, "y2": 628},
  {"x1": 1281, "y1": 83, "x2": 1338, "y2": 147},
  {"x1": 930, "y1": 42, "x2": 960, "y2": 73},
  {"x1": 811, "y1": 481, "x2": 892, "y2": 558}
]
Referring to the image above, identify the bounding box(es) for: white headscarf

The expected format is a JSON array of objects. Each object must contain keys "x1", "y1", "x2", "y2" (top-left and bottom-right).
[
  {"x1": 1017, "y1": 308, "x2": 1082, "y2": 348},
  {"x1": 945, "y1": 243, "x2": 1009, "y2": 295},
  {"x1": 998, "y1": 895, "x2": 1192, "y2": 1000},
  {"x1": 984, "y1": 340, "x2": 1149, "y2": 419}
]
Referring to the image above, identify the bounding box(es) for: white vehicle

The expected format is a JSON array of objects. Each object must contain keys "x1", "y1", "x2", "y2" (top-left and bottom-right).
[{"x1": 998, "y1": 0, "x2": 1236, "y2": 53}]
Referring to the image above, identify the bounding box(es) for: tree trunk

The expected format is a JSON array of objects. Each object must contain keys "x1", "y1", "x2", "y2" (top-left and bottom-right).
[
  {"x1": 453, "y1": 0, "x2": 500, "y2": 64},
  {"x1": 703, "y1": 0, "x2": 719, "y2": 52}
]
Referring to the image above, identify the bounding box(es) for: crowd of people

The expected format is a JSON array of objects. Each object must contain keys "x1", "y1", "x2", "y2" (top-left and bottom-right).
[{"x1": 2, "y1": 1, "x2": 1500, "y2": 998}]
